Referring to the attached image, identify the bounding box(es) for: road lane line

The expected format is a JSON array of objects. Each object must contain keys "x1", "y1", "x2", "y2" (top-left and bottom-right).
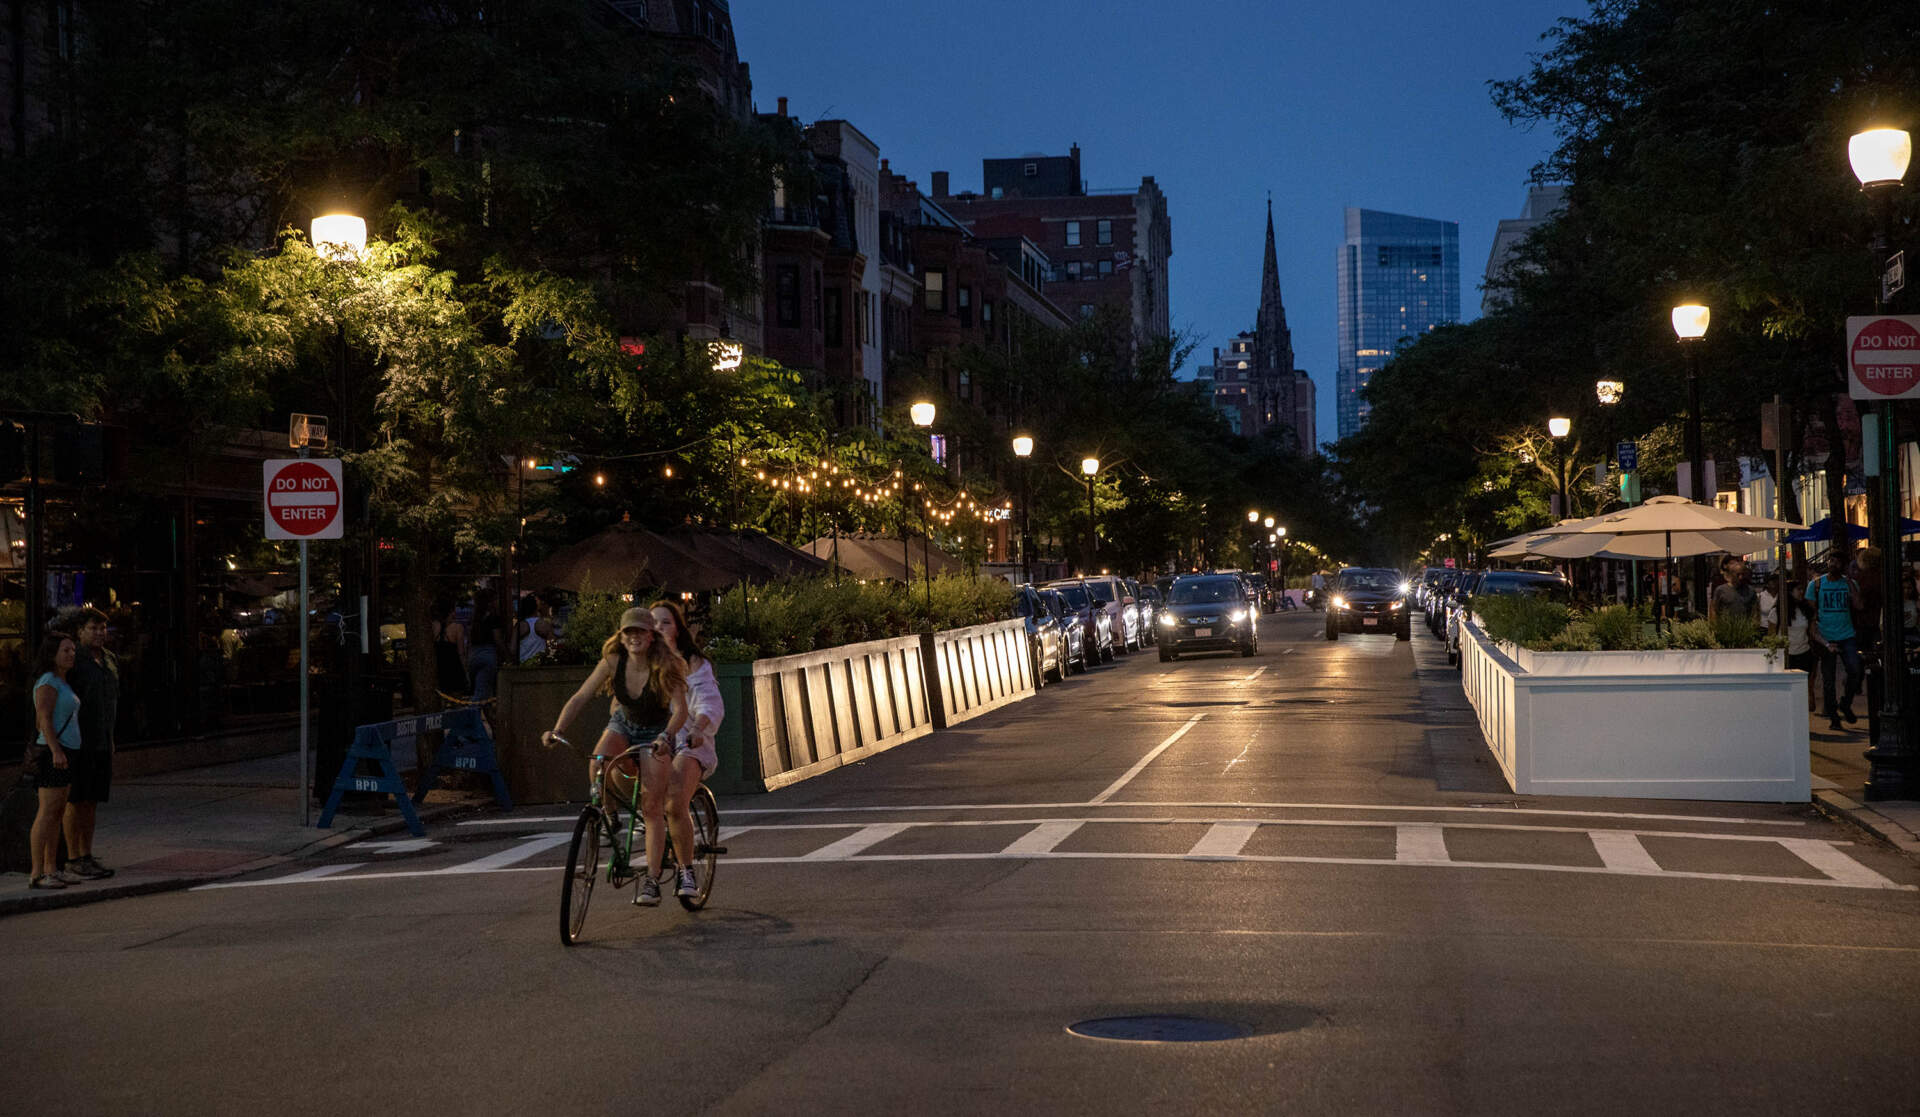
[
  {"x1": 195, "y1": 863, "x2": 364, "y2": 890},
  {"x1": 1589, "y1": 831, "x2": 1662, "y2": 873},
  {"x1": 1188, "y1": 821, "x2": 1259, "y2": 859},
  {"x1": 1088, "y1": 713, "x2": 1209, "y2": 804},
  {"x1": 1237, "y1": 666, "x2": 1268, "y2": 684},
  {"x1": 1000, "y1": 820, "x2": 1084, "y2": 855},
  {"x1": 1396, "y1": 823, "x2": 1450, "y2": 863},
  {"x1": 1778, "y1": 838, "x2": 1900, "y2": 887},
  {"x1": 801, "y1": 823, "x2": 913, "y2": 860},
  {"x1": 717, "y1": 801, "x2": 1805, "y2": 826},
  {"x1": 438, "y1": 832, "x2": 572, "y2": 874}
]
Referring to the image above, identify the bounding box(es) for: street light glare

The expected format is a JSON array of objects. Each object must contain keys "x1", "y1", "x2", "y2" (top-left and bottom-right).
[
  {"x1": 1012, "y1": 435, "x2": 1033, "y2": 458},
  {"x1": 1671, "y1": 303, "x2": 1710, "y2": 341},
  {"x1": 1548, "y1": 417, "x2": 1571, "y2": 439},
  {"x1": 1081, "y1": 457, "x2": 1099, "y2": 476},
  {"x1": 310, "y1": 213, "x2": 366, "y2": 261},
  {"x1": 1596, "y1": 379, "x2": 1625, "y2": 405},
  {"x1": 1263, "y1": 516, "x2": 1275, "y2": 528},
  {"x1": 910, "y1": 401, "x2": 936, "y2": 427},
  {"x1": 1247, "y1": 510, "x2": 1259, "y2": 522},
  {"x1": 1849, "y1": 127, "x2": 1912, "y2": 188}
]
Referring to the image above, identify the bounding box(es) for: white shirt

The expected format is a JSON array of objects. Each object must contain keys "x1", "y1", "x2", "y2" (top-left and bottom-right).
[
  {"x1": 1756, "y1": 589, "x2": 1778, "y2": 629},
  {"x1": 683, "y1": 657, "x2": 724, "y2": 739}
]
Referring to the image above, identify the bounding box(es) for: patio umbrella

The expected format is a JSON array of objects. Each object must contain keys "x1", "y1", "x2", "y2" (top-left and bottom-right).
[
  {"x1": 1532, "y1": 529, "x2": 1770, "y2": 560},
  {"x1": 1572, "y1": 496, "x2": 1796, "y2": 621},
  {"x1": 801, "y1": 533, "x2": 964, "y2": 582},
  {"x1": 1783, "y1": 514, "x2": 1920, "y2": 543}
]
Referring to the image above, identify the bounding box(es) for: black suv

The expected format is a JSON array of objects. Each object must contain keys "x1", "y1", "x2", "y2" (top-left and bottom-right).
[
  {"x1": 1325, "y1": 567, "x2": 1412, "y2": 641},
  {"x1": 1157, "y1": 574, "x2": 1259, "y2": 660}
]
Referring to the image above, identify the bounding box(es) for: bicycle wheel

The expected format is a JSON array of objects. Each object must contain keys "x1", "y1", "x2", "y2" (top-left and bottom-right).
[
  {"x1": 560, "y1": 807, "x2": 603, "y2": 945},
  {"x1": 676, "y1": 784, "x2": 720, "y2": 911}
]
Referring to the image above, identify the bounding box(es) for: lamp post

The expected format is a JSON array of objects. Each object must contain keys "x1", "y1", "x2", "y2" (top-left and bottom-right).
[
  {"x1": 907, "y1": 401, "x2": 935, "y2": 603},
  {"x1": 1595, "y1": 380, "x2": 1624, "y2": 406},
  {"x1": 1082, "y1": 456, "x2": 1100, "y2": 572},
  {"x1": 1275, "y1": 526, "x2": 1288, "y2": 602},
  {"x1": 1672, "y1": 303, "x2": 1711, "y2": 616},
  {"x1": 1547, "y1": 416, "x2": 1572, "y2": 519},
  {"x1": 1851, "y1": 125, "x2": 1913, "y2": 800},
  {"x1": 1013, "y1": 435, "x2": 1034, "y2": 584}
]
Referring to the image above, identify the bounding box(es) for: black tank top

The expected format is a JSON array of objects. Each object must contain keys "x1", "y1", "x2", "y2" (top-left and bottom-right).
[{"x1": 611, "y1": 648, "x2": 669, "y2": 724}]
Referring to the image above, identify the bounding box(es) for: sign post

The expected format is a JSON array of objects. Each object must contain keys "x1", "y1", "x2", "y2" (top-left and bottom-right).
[{"x1": 265, "y1": 457, "x2": 344, "y2": 824}]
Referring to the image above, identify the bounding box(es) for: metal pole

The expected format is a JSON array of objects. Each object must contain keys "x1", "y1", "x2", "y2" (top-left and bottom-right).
[
  {"x1": 1866, "y1": 187, "x2": 1910, "y2": 797},
  {"x1": 1774, "y1": 394, "x2": 1789, "y2": 637},
  {"x1": 299, "y1": 539, "x2": 310, "y2": 826},
  {"x1": 24, "y1": 419, "x2": 42, "y2": 641},
  {"x1": 1685, "y1": 347, "x2": 1708, "y2": 616},
  {"x1": 1085, "y1": 475, "x2": 1096, "y2": 573},
  {"x1": 1020, "y1": 463, "x2": 1032, "y2": 585}
]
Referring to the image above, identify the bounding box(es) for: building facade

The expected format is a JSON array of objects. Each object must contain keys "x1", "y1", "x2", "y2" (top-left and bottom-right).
[
  {"x1": 923, "y1": 147, "x2": 1171, "y2": 346},
  {"x1": 1480, "y1": 184, "x2": 1568, "y2": 316},
  {"x1": 1335, "y1": 207, "x2": 1461, "y2": 439}
]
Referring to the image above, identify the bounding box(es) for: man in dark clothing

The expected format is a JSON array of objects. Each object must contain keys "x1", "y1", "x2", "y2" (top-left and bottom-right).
[
  {"x1": 58, "y1": 606, "x2": 119, "y2": 879},
  {"x1": 1708, "y1": 559, "x2": 1760, "y2": 624}
]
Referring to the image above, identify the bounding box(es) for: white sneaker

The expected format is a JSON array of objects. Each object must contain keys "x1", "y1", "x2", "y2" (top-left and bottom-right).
[{"x1": 675, "y1": 865, "x2": 698, "y2": 898}]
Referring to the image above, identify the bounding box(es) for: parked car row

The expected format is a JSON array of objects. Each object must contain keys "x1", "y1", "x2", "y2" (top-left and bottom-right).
[
  {"x1": 1418, "y1": 566, "x2": 1573, "y2": 666},
  {"x1": 1014, "y1": 575, "x2": 1166, "y2": 683}
]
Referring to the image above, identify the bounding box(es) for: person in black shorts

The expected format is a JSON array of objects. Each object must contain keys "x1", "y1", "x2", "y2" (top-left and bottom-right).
[
  {"x1": 25, "y1": 633, "x2": 81, "y2": 890},
  {"x1": 58, "y1": 606, "x2": 119, "y2": 880}
]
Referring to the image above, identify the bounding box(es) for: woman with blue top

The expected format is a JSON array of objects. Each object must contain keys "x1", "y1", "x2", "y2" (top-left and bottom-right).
[
  {"x1": 26, "y1": 632, "x2": 81, "y2": 890},
  {"x1": 1810, "y1": 551, "x2": 1864, "y2": 731}
]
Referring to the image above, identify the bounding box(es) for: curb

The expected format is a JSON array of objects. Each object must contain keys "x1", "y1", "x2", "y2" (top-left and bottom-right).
[
  {"x1": 1811, "y1": 789, "x2": 1920, "y2": 859},
  {"x1": 0, "y1": 802, "x2": 477, "y2": 918}
]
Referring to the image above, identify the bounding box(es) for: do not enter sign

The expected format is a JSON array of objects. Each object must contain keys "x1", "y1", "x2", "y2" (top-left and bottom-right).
[
  {"x1": 264, "y1": 458, "x2": 344, "y2": 540},
  {"x1": 1847, "y1": 315, "x2": 1920, "y2": 401}
]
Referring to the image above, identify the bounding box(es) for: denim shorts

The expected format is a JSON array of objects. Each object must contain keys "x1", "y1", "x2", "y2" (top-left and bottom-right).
[{"x1": 603, "y1": 708, "x2": 667, "y2": 750}]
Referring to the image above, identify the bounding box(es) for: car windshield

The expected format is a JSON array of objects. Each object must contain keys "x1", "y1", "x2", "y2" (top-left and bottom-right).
[
  {"x1": 1014, "y1": 594, "x2": 1035, "y2": 618},
  {"x1": 1054, "y1": 585, "x2": 1090, "y2": 608},
  {"x1": 1168, "y1": 579, "x2": 1241, "y2": 604},
  {"x1": 1087, "y1": 582, "x2": 1115, "y2": 603},
  {"x1": 1337, "y1": 570, "x2": 1400, "y2": 593}
]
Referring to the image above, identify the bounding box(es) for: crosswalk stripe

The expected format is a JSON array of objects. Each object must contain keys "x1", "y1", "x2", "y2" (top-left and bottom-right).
[
  {"x1": 438, "y1": 833, "x2": 571, "y2": 874},
  {"x1": 1589, "y1": 831, "x2": 1662, "y2": 873},
  {"x1": 802, "y1": 823, "x2": 913, "y2": 861},
  {"x1": 1779, "y1": 838, "x2": 1902, "y2": 887},
  {"x1": 1188, "y1": 822, "x2": 1259, "y2": 859},
  {"x1": 1396, "y1": 823, "x2": 1450, "y2": 863},
  {"x1": 196, "y1": 863, "x2": 364, "y2": 890},
  {"x1": 1000, "y1": 821, "x2": 1084, "y2": 855}
]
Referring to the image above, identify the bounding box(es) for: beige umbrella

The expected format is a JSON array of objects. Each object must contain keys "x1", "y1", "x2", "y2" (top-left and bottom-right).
[
  {"x1": 1574, "y1": 494, "x2": 1799, "y2": 535},
  {"x1": 1533, "y1": 529, "x2": 1770, "y2": 560}
]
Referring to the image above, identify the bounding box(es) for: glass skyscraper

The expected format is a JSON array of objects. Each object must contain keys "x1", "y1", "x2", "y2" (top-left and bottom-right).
[{"x1": 1335, "y1": 208, "x2": 1461, "y2": 439}]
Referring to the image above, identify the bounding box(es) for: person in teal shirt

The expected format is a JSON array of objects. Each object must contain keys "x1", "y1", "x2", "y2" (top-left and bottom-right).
[
  {"x1": 1809, "y1": 551, "x2": 1863, "y2": 731},
  {"x1": 26, "y1": 632, "x2": 82, "y2": 889}
]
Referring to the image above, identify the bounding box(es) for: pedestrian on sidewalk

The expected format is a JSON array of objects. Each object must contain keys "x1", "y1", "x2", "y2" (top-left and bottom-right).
[
  {"x1": 55, "y1": 606, "x2": 118, "y2": 880},
  {"x1": 467, "y1": 588, "x2": 508, "y2": 705},
  {"x1": 25, "y1": 632, "x2": 81, "y2": 890},
  {"x1": 515, "y1": 593, "x2": 548, "y2": 663},
  {"x1": 431, "y1": 596, "x2": 468, "y2": 701},
  {"x1": 1810, "y1": 552, "x2": 1864, "y2": 731},
  {"x1": 1708, "y1": 559, "x2": 1759, "y2": 625},
  {"x1": 1783, "y1": 581, "x2": 1819, "y2": 712}
]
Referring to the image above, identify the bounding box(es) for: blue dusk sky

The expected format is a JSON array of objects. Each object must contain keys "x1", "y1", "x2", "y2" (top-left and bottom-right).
[{"x1": 736, "y1": 0, "x2": 1592, "y2": 447}]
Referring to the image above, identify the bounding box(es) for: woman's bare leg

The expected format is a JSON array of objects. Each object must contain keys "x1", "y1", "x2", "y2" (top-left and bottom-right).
[
  {"x1": 639, "y1": 748, "x2": 673, "y2": 879},
  {"x1": 31, "y1": 786, "x2": 67, "y2": 879},
  {"x1": 666, "y1": 753, "x2": 704, "y2": 868}
]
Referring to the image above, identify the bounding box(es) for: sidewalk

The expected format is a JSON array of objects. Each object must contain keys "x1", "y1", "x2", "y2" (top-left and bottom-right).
[
  {"x1": 1, "y1": 748, "x2": 489, "y2": 916},
  {"x1": 1807, "y1": 713, "x2": 1920, "y2": 859}
]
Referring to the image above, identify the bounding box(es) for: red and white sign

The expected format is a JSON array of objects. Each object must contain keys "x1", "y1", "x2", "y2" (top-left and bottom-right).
[
  {"x1": 1847, "y1": 315, "x2": 1920, "y2": 401},
  {"x1": 263, "y1": 458, "x2": 344, "y2": 540}
]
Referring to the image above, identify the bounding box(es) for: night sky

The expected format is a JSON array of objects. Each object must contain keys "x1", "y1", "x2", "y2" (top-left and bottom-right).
[{"x1": 738, "y1": 0, "x2": 1593, "y2": 445}]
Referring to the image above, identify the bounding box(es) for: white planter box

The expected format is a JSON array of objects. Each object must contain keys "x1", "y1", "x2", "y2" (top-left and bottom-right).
[{"x1": 1460, "y1": 620, "x2": 1808, "y2": 802}]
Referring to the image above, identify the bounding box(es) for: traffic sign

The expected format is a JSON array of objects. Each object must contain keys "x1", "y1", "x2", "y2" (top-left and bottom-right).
[
  {"x1": 1886, "y1": 251, "x2": 1905, "y2": 303},
  {"x1": 1846, "y1": 315, "x2": 1920, "y2": 401},
  {"x1": 1615, "y1": 441, "x2": 1638, "y2": 472},
  {"x1": 264, "y1": 458, "x2": 344, "y2": 540}
]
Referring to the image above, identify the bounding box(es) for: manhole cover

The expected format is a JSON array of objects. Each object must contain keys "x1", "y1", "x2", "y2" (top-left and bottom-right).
[{"x1": 1065, "y1": 1015, "x2": 1252, "y2": 1043}]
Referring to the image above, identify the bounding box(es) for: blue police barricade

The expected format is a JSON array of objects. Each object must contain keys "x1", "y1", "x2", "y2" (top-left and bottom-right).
[
  {"x1": 411, "y1": 706, "x2": 512, "y2": 810},
  {"x1": 316, "y1": 716, "x2": 428, "y2": 837}
]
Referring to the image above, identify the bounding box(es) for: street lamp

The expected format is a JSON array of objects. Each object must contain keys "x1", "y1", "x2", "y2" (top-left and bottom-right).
[
  {"x1": 904, "y1": 402, "x2": 936, "y2": 610},
  {"x1": 1671, "y1": 302, "x2": 1711, "y2": 615},
  {"x1": 310, "y1": 213, "x2": 366, "y2": 261},
  {"x1": 1851, "y1": 125, "x2": 1912, "y2": 800},
  {"x1": 1081, "y1": 456, "x2": 1100, "y2": 571},
  {"x1": 1012, "y1": 434, "x2": 1034, "y2": 584},
  {"x1": 1547, "y1": 417, "x2": 1572, "y2": 521},
  {"x1": 910, "y1": 401, "x2": 937, "y2": 428},
  {"x1": 1595, "y1": 379, "x2": 1624, "y2": 406},
  {"x1": 1247, "y1": 510, "x2": 1260, "y2": 523}
]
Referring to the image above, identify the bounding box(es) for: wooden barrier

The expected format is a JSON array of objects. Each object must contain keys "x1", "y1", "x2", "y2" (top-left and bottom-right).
[
  {"x1": 751, "y1": 634, "x2": 933, "y2": 791},
  {"x1": 927, "y1": 618, "x2": 1036, "y2": 729}
]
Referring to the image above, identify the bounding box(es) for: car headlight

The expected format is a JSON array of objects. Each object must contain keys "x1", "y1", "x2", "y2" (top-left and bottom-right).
[
  {"x1": 1399, "y1": 581, "x2": 1412, "y2": 595},
  {"x1": 1159, "y1": 613, "x2": 1175, "y2": 626},
  {"x1": 1331, "y1": 595, "x2": 1347, "y2": 609},
  {"x1": 1390, "y1": 600, "x2": 1405, "y2": 610},
  {"x1": 1229, "y1": 608, "x2": 1246, "y2": 623}
]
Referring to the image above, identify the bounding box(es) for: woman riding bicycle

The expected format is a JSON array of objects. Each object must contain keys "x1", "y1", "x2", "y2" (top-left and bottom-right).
[
  {"x1": 543, "y1": 607, "x2": 696, "y2": 907},
  {"x1": 649, "y1": 598, "x2": 723, "y2": 765}
]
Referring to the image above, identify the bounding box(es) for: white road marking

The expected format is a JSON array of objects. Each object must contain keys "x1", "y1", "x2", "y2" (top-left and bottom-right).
[
  {"x1": 356, "y1": 839, "x2": 440, "y2": 854},
  {"x1": 801, "y1": 823, "x2": 912, "y2": 860},
  {"x1": 438, "y1": 832, "x2": 571, "y2": 874},
  {"x1": 1188, "y1": 822, "x2": 1259, "y2": 859},
  {"x1": 1222, "y1": 738, "x2": 1255, "y2": 776},
  {"x1": 1088, "y1": 713, "x2": 1210, "y2": 804},
  {"x1": 1589, "y1": 831, "x2": 1662, "y2": 874},
  {"x1": 1000, "y1": 820, "x2": 1084, "y2": 855},
  {"x1": 1779, "y1": 838, "x2": 1903, "y2": 887},
  {"x1": 1396, "y1": 823, "x2": 1450, "y2": 863},
  {"x1": 196, "y1": 863, "x2": 364, "y2": 890},
  {"x1": 1238, "y1": 666, "x2": 1268, "y2": 684}
]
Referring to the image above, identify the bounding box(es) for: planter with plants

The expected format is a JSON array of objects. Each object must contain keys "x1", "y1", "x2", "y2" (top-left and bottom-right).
[{"x1": 1458, "y1": 597, "x2": 1808, "y2": 803}]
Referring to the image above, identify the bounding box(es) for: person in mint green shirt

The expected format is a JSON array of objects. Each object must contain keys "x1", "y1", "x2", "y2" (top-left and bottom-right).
[
  {"x1": 26, "y1": 632, "x2": 81, "y2": 890},
  {"x1": 1809, "y1": 551, "x2": 1863, "y2": 731}
]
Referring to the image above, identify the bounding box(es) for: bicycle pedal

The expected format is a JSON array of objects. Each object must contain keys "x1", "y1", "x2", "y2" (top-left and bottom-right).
[{"x1": 696, "y1": 844, "x2": 728, "y2": 856}]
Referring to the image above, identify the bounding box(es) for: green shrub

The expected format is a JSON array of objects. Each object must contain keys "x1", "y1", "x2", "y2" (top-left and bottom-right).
[
  {"x1": 1711, "y1": 610, "x2": 1761, "y2": 650},
  {"x1": 556, "y1": 588, "x2": 627, "y2": 664},
  {"x1": 703, "y1": 635, "x2": 758, "y2": 663},
  {"x1": 1670, "y1": 619, "x2": 1719, "y2": 649},
  {"x1": 1586, "y1": 603, "x2": 1652, "y2": 651},
  {"x1": 704, "y1": 572, "x2": 1016, "y2": 662},
  {"x1": 1536, "y1": 621, "x2": 1600, "y2": 652},
  {"x1": 1472, "y1": 593, "x2": 1573, "y2": 647}
]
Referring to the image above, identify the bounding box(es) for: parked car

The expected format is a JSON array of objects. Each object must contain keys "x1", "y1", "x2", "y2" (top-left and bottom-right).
[
  {"x1": 1081, "y1": 574, "x2": 1141, "y2": 653},
  {"x1": 1446, "y1": 569, "x2": 1573, "y2": 666},
  {"x1": 1135, "y1": 582, "x2": 1163, "y2": 641},
  {"x1": 1044, "y1": 579, "x2": 1114, "y2": 664},
  {"x1": 1324, "y1": 567, "x2": 1413, "y2": 641},
  {"x1": 1426, "y1": 569, "x2": 1461, "y2": 635},
  {"x1": 1416, "y1": 567, "x2": 1448, "y2": 613},
  {"x1": 1157, "y1": 573, "x2": 1260, "y2": 660},
  {"x1": 1040, "y1": 587, "x2": 1088, "y2": 675},
  {"x1": 1013, "y1": 584, "x2": 1066, "y2": 685}
]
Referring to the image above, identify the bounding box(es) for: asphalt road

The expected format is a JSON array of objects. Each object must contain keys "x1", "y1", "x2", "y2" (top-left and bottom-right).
[{"x1": 6, "y1": 611, "x2": 1919, "y2": 1116}]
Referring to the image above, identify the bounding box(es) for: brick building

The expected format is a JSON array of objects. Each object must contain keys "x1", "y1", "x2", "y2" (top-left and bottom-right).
[{"x1": 923, "y1": 146, "x2": 1172, "y2": 346}]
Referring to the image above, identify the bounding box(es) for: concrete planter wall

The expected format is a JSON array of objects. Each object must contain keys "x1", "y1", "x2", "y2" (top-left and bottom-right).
[
  {"x1": 927, "y1": 618, "x2": 1036, "y2": 729},
  {"x1": 494, "y1": 664, "x2": 589, "y2": 805},
  {"x1": 749, "y1": 633, "x2": 934, "y2": 792},
  {"x1": 1459, "y1": 620, "x2": 1808, "y2": 802}
]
